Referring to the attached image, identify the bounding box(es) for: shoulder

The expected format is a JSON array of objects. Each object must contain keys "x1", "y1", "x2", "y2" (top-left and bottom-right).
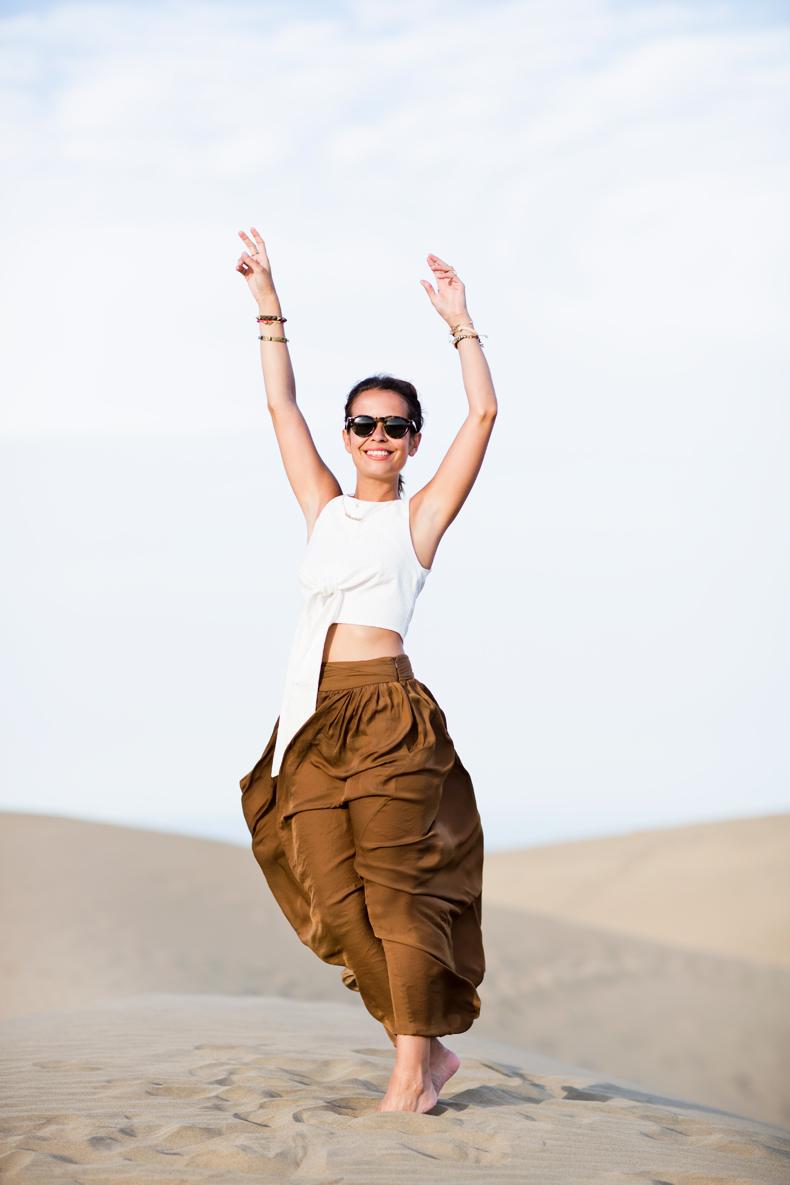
[{"x1": 306, "y1": 493, "x2": 343, "y2": 542}]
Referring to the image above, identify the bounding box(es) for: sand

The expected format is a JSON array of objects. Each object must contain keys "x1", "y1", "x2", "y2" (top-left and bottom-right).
[
  {"x1": 1, "y1": 810, "x2": 789, "y2": 1183},
  {"x1": 481, "y1": 814, "x2": 790, "y2": 968}
]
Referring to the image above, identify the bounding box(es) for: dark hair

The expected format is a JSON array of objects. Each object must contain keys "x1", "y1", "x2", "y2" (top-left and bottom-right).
[{"x1": 344, "y1": 374, "x2": 424, "y2": 499}]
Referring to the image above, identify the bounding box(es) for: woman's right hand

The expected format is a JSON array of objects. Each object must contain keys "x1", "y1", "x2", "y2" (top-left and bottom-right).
[{"x1": 236, "y1": 227, "x2": 278, "y2": 306}]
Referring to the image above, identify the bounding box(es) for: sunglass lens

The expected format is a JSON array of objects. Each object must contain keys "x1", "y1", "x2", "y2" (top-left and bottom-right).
[
  {"x1": 349, "y1": 417, "x2": 376, "y2": 436},
  {"x1": 383, "y1": 418, "x2": 410, "y2": 438}
]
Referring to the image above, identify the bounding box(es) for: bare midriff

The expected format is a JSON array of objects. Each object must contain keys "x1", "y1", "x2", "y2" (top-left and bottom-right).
[{"x1": 322, "y1": 621, "x2": 405, "y2": 662}]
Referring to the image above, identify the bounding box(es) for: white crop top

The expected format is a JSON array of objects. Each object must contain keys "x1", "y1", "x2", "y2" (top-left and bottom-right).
[{"x1": 270, "y1": 492, "x2": 432, "y2": 776}]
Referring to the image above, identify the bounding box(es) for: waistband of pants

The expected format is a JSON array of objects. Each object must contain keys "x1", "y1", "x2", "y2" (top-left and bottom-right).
[{"x1": 318, "y1": 652, "x2": 414, "y2": 691}]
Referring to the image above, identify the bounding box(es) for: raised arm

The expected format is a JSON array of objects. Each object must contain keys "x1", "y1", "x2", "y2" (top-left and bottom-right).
[
  {"x1": 236, "y1": 228, "x2": 341, "y2": 532},
  {"x1": 411, "y1": 255, "x2": 498, "y2": 561}
]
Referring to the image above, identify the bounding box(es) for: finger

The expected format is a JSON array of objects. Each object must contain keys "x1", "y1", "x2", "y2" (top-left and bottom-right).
[
  {"x1": 239, "y1": 230, "x2": 256, "y2": 251},
  {"x1": 250, "y1": 227, "x2": 266, "y2": 249},
  {"x1": 240, "y1": 251, "x2": 264, "y2": 271},
  {"x1": 428, "y1": 254, "x2": 452, "y2": 269}
]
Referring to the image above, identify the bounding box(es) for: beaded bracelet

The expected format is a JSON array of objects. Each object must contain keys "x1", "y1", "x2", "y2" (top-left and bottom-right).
[
  {"x1": 449, "y1": 320, "x2": 487, "y2": 345},
  {"x1": 256, "y1": 313, "x2": 287, "y2": 322},
  {"x1": 450, "y1": 325, "x2": 488, "y2": 349},
  {"x1": 258, "y1": 334, "x2": 289, "y2": 342},
  {"x1": 454, "y1": 334, "x2": 484, "y2": 349}
]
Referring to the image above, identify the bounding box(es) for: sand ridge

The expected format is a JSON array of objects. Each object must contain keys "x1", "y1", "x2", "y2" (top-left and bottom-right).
[
  {"x1": 482, "y1": 814, "x2": 790, "y2": 968},
  {"x1": 1, "y1": 995, "x2": 789, "y2": 1185}
]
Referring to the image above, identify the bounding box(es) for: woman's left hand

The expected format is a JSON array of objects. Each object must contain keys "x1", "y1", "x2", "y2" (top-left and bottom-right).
[{"x1": 420, "y1": 254, "x2": 471, "y2": 325}]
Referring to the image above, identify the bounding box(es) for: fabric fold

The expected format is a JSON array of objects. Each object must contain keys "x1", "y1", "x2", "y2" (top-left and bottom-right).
[{"x1": 239, "y1": 652, "x2": 485, "y2": 1041}]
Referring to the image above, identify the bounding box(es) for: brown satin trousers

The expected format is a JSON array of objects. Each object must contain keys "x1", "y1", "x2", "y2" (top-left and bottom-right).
[{"x1": 239, "y1": 652, "x2": 485, "y2": 1046}]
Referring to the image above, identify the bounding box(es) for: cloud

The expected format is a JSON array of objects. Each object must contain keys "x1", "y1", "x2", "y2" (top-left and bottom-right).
[{"x1": 0, "y1": 0, "x2": 788, "y2": 430}]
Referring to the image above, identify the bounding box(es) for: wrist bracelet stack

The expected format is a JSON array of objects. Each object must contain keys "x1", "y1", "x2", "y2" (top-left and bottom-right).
[
  {"x1": 449, "y1": 320, "x2": 487, "y2": 349},
  {"x1": 257, "y1": 311, "x2": 288, "y2": 343},
  {"x1": 253, "y1": 312, "x2": 487, "y2": 349}
]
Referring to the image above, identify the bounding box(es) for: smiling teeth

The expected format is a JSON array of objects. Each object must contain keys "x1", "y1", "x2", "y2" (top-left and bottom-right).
[{"x1": 366, "y1": 450, "x2": 390, "y2": 457}]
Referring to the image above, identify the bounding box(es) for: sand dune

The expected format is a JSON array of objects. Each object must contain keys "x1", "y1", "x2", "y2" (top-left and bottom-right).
[
  {"x1": 1, "y1": 808, "x2": 789, "y2": 1181},
  {"x1": 482, "y1": 814, "x2": 790, "y2": 968},
  {"x1": 1, "y1": 994, "x2": 789, "y2": 1185}
]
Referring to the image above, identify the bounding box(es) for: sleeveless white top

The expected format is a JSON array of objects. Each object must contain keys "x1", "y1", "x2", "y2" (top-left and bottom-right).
[{"x1": 271, "y1": 493, "x2": 432, "y2": 776}]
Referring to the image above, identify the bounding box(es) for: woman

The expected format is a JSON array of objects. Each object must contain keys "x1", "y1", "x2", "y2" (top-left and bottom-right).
[{"x1": 235, "y1": 227, "x2": 498, "y2": 1114}]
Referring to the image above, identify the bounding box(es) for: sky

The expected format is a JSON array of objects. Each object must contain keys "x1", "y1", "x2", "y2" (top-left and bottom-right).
[{"x1": 1, "y1": 0, "x2": 788, "y2": 851}]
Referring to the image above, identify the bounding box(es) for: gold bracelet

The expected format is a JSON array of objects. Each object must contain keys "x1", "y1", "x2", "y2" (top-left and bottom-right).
[
  {"x1": 452, "y1": 331, "x2": 488, "y2": 349},
  {"x1": 449, "y1": 320, "x2": 478, "y2": 334},
  {"x1": 258, "y1": 334, "x2": 289, "y2": 342},
  {"x1": 256, "y1": 313, "x2": 287, "y2": 322}
]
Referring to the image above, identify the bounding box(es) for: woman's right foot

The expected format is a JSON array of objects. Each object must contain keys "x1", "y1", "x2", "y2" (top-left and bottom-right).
[{"x1": 429, "y1": 1038, "x2": 460, "y2": 1096}]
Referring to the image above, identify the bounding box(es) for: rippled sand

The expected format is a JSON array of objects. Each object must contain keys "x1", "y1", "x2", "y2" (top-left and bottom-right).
[{"x1": 1, "y1": 811, "x2": 788, "y2": 1182}]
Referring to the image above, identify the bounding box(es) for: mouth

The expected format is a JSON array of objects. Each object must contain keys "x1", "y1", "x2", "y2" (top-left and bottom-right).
[{"x1": 363, "y1": 447, "x2": 393, "y2": 460}]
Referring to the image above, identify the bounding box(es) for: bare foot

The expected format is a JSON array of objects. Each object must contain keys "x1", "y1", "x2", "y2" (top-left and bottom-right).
[
  {"x1": 376, "y1": 1071, "x2": 437, "y2": 1113},
  {"x1": 429, "y1": 1037, "x2": 461, "y2": 1096}
]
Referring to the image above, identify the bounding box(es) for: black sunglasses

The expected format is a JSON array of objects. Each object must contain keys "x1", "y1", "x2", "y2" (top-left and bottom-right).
[{"x1": 344, "y1": 414, "x2": 416, "y2": 440}]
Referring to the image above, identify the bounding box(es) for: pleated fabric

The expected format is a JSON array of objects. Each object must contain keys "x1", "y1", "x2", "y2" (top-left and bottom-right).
[{"x1": 239, "y1": 652, "x2": 485, "y2": 1046}]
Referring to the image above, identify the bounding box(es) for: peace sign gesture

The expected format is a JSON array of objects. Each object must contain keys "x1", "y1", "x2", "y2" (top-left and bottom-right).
[
  {"x1": 236, "y1": 227, "x2": 278, "y2": 305},
  {"x1": 420, "y1": 254, "x2": 471, "y2": 326}
]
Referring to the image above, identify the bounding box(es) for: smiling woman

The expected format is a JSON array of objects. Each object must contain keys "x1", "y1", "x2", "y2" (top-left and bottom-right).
[
  {"x1": 342, "y1": 375, "x2": 424, "y2": 502},
  {"x1": 234, "y1": 226, "x2": 497, "y2": 1115}
]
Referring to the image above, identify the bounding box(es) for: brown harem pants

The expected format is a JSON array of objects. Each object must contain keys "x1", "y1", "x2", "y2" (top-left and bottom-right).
[{"x1": 239, "y1": 653, "x2": 485, "y2": 1046}]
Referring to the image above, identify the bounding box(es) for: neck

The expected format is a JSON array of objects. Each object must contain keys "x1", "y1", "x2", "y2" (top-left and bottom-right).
[{"x1": 351, "y1": 479, "x2": 400, "y2": 502}]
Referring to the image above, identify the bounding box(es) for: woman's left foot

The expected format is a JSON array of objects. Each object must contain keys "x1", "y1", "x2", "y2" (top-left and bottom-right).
[
  {"x1": 376, "y1": 1072, "x2": 438, "y2": 1113},
  {"x1": 429, "y1": 1038, "x2": 461, "y2": 1095}
]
